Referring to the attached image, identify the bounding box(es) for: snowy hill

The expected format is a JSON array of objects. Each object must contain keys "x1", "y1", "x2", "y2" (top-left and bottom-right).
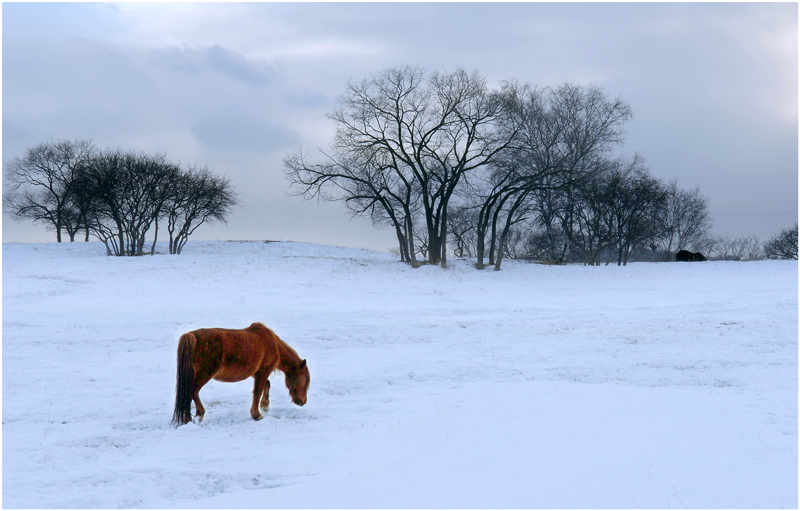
[{"x1": 2, "y1": 240, "x2": 797, "y2": 508}]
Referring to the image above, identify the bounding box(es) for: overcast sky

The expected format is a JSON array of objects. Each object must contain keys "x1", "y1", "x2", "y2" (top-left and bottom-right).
[{"x1": 3, "y1": 2, "x2": 797, "y2": 251}]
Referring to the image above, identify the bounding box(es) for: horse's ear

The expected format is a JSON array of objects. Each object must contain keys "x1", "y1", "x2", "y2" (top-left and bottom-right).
[{"x1": 300, "y1": 359, "x2": 307, "y2": 369}]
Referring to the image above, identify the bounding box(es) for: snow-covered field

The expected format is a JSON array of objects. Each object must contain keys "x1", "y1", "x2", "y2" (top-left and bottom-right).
[{"x1": 2, "y1": 240, "x2": 797, "y2": 508}]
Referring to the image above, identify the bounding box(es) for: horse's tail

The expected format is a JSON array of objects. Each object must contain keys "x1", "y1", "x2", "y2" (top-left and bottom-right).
[{"x1": 172, "y1": 332, "x2": 196, "y2": 427}]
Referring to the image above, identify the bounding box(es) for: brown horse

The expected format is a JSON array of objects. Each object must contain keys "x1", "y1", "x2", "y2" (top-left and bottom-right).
[{"x1": 172, "y1": 322, "x2": 310, "y2": 426}]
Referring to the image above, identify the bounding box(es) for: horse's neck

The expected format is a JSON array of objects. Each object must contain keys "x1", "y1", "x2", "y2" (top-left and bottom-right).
[{"x1": 275, "y1": 337, "x2": 301, "y2": 372}]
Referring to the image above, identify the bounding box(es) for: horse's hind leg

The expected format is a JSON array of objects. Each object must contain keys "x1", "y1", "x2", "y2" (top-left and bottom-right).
[
  {"x1": 260, "y1": 379, "x2": 271, "y2": 410},
  {"x1": 192, "y1": 370, "x2": 214, "y2": 423},
  {"x1": 192, "y1": 393, "x2": 206, "y2": 422},
  {"x1": 251, "y1": 369, "x2": 270, "y2": 421}
]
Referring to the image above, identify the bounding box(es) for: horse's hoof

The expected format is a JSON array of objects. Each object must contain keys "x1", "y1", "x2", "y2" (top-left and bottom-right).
[{"x1": 252, "y1": 413, "x2": 263, "y2": 421}]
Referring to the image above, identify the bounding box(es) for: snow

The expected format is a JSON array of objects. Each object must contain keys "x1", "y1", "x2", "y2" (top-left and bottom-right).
[{"x1": 2, "y1": 240, "x2": 797, "y2": 508}]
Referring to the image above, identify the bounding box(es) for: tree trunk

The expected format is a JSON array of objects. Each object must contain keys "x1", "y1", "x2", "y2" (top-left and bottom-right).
[
  {"x1": 494, "y1": 232, "x2": 507, "y2": 271},
  {"x1": 488, "y1": 217, "x2": 498, "y2": 265},
  {"x1": 117, "y1": 227, "x2": 125, "y2": 257},
  {"x1": 475, "y1": 231, "x2": 486, "y2": 269},
  {"x1": 475, "y1": 206, "x2": 491, "y2": 268},
  {"x1": 150, "y1": 219, "x2": 159, "y2": 255},
  {"x1": 393, "y1": 223, "x2": 408, "y2": 262},
  {"x1": 440, "y1": 208, "x2": 448, "y2": 268},
  {"x1": 406, "y1": 215, "x2": 417, "y2": 265}
]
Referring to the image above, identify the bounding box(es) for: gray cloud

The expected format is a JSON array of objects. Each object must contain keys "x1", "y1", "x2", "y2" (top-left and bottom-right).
[
  {"x1": 192, "y1": 108, "x2": 303, "y2": 154},
  {"x1": 152, "y1": 44, "x2": 281, "y2": 86},
  {"x1": 285, "y1": 89, "x2": 331, "y2": 110},
  {"x1": 202, "y1": 45, "x2": 278, "y2": 86}
]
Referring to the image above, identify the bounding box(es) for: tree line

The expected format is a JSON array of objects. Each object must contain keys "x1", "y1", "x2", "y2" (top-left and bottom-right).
[
  {"x1": 285, "y1": 66, "x2": 727, "y2": 269},
  {"x1": 3, "y1": 139, "x2": 237, "y2": 256}
]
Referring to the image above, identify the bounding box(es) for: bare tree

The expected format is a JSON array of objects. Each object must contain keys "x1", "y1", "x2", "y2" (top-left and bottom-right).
[
  {"x1": 472, "y1": 83, "x2": 556, "y2": 268},
  {"x1": 476, "y1": 82, "x2": 633, "y2": 269},
  {"x1": 287, "y1": 66, "x2": 516, "y2": 267},
  {"x1": 709, "y1": 235, "x2": 764, "y2": 261},
  {"x1": 3, "y1": 139, "x2": 95, "y2": 242},
  {"x1": 164, "y1": 165, "x2": 238, "y2": 255},
  {"x1": 604, "y1": 155, "x2": 667, "y2": 265},
  {"x1": 82, "y1": 149, "x2": 180, "y2": 256},
  {"x1": 572, "y1": 160, "x2": 615, "y2": 265},
  {"x1": 568, "y1": 155, "x2": 667, "y2": 266},
  {"x1": 657, "y1": 180, "x2": 712, "y2": 258},
  {"x1": 447, "y1": 204, "x2": 478, "y2": 258},
  {"x1": 285, "y1": 148, "x2": 419, "y2": 263},
  {"x1": 764, "y1": 224, "x2": 797, "y2": 260},
  {"x1": 471, "y1": 163, "x2": 522, "y2": 268},
  {"x1": 422, "y1": 69, "x2": 516, "y2": 266},
  {"x1": 536, "y1": 83, "x2": 633, "y2": 264}
]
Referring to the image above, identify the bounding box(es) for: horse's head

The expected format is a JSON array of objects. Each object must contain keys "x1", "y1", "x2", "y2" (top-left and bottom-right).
[{"x1": 286, "y1": 359, "x2": 310, "y2": 406}]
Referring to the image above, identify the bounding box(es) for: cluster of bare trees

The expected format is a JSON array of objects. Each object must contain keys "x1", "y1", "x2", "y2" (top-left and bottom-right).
[
  {"x1": 473, "y1": 166, "x2": 713, "y2": 267},
  {"x1": 483, "y1": 218, "x2": 796, "y2": 263},
  {"x1": 4, "y1": 139, "x2": 237, "y2": 256},
  {"x1": 285, "y1": 66, "x2": 713, "y2": 269}
]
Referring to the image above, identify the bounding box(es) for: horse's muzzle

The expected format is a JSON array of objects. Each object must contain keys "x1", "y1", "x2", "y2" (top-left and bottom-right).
[{"x1": 294, "y1": 398, "x2": 306, "y2": 406}]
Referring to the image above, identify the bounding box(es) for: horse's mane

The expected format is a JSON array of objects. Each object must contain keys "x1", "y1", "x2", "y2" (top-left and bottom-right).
[
  {"x1": 251, "y1": 322, "x2": 302, "y2": 369},
  {"x1": 277, "y1": 337, "x2": 302, "y2": 366}
]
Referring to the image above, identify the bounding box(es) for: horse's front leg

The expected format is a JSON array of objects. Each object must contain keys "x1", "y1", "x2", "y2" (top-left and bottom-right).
[{"x1": 251, "y1": 370, "x2": 270, "y2": 421}]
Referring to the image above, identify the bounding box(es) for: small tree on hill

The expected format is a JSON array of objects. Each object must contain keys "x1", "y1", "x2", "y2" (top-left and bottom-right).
[
  {"x1": 81, "y1": 149, "x2": 181, "y2": 256},
  {"x1": 164, "y1": 165, "x2": 237, "y2": 255},
  {"x1": 3, "y1": 139, "x2": 95, "y2": 242},
  {"x1": 764, "y1": 224, "x2": 798, "y2": 260},
  {"x1": 656, "y1": 180, "x2": 711, "y2": 258}
]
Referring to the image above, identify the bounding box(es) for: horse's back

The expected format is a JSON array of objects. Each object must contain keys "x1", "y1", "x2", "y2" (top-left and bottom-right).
[{"x1": 189, "y1": 324, "x2": 279, "y2": 382}]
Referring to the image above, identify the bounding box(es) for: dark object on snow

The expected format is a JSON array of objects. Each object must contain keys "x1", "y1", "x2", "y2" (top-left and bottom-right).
[{"x1": 676, "y1": 250, "x2": 707, "y2": 262}]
